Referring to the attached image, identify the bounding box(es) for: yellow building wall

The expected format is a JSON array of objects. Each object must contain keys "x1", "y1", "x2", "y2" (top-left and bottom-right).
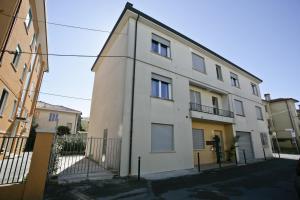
[{"x1": 192, "y1": 120, "x2": 234, "y2": 165}]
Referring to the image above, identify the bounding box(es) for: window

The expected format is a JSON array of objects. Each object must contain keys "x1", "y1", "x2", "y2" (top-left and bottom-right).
[
  {"x1": 25, "y1": 8, "x2": 32, "y2": 29},
  {"x1": 49, "y1": 113, "x2": 58, "y2": 121},
  {"x1": 151, "y1": 74, "x2": 172, "y2": 100},
  {"x1": 12, "y1": 45, "x2": 21, "y2": 67},
  {"x1": 151, "y1": 123, "x2": 174, "y2": 152},
  {"x1": 212, "y1": 96, "x2": 219, "y2": 115},
  {"x1": 190, "y1": 90, "x2": 201, "y2": 110},
  {"x1": 256, "y1": 106, "x2": 263, "y2": 120},
  {"x1": 192, "y1": 53, "x2": 206, "y2": 73},
  {"x1": 251, "y1": 83, "x2": 259, "y2": 96},
  {"x1": 20, "y1": 64, "x2": 27, "y2": 82},
  {"x1": 230, "y1": 72, "x2": 240, "y2": 88},
  {"x1": 192, "y1": 129, "x2": 205, "y2": 150},
  {"x1": 0, "y1": 89, "x2": 9, "y2": 116},
  {"x1": 216, "y1": 65, "x2": 223, "y2": 81},
  {"x1": 9, "y1": 100, "x2": 17, "y2": 119},
  {"x1": 260, "y1": 133, "x2": 269, "y2": 147},
  {"x1": 151, "y1": 34, "x2": 171, "y2": 57},
  {"x1": 234, "y1": 99, "x2": 245, "y2": 116}
]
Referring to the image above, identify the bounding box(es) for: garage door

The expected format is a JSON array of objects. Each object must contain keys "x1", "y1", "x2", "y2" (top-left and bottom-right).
[{"x1": 236, "y1": 131, "x2": 254, "y2": 162}]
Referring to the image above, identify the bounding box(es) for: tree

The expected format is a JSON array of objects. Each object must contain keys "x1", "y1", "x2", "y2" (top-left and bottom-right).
[{"x1": 56, "y1": 126, "x2": 71, "y2": 136}]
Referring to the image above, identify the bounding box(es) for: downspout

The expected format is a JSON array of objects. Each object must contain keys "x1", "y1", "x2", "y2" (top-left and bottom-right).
[
  {"x1": 0, "y1": 0, "x2": 22, "y2": 64},
  {"x1": 128, "y1": 13, "x2": 140, "y2": 175}
]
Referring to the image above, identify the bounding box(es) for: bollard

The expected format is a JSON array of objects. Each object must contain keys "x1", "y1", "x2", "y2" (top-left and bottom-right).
[
  {"x1": 234, "y1": 148, "x2": 238, "y2": 165},
  {"x1": 138, "y1": 156, "x2": 141, "y2": 180},
  {"x1": 197, "y1": 152, "x2": 200, "y2": 172},
  {"x1": 262, "y1": 148, "x2": 266, "y2": 160},
  {"x1": 243, "y1": 149, "x2": 247, "y2": 164}
]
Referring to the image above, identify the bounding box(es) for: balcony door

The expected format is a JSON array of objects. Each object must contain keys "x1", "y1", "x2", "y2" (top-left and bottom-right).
[
  {"x1": 190, "y1": 90, "x2": 201, "y2": 111},
  {"x1": 212, "y1": 96, "x2": 219, "y2": 115}
]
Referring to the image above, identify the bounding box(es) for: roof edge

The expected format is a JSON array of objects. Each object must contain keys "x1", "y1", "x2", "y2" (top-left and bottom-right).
[{"x1": 91, "y1": 2, "x2": 263, "y2": 82}]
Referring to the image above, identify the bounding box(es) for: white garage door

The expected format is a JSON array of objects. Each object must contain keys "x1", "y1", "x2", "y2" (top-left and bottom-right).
[{"x1": 236, "y1": 131, "x2": 255, "y2": 162}]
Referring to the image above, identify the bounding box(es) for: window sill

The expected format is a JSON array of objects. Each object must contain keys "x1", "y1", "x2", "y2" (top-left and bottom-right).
[
  {"x1": 150, "y1": 51, "x2": 172, "y2": 60},
  {"x1": 231, "y1": 86, "x2": 241, "y2": 89},
  {"x1": 150, "y1": 151, "x2": 176, "y2": 154},
  {"x1": 236, "y1": 114, "x2": 245, "y2": 117},
  {"x1": 10, "y1": 63, "x2": 17, "y2": 72},
  {"x1": 257, "y1": 119, "x2": 264, "y2": 121},
  {"x1": 150, "y1": 96, "x2": 174, "y2": 102},
  {"x1": 192, "y1": 68, "x2": 207, "y2": 75},
  {"x1": 8, "y1": 119, "x2": 13, "y2": 122}
]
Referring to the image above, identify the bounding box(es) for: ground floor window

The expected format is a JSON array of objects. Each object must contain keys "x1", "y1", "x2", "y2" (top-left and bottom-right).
[
  {"x1": 151, "y1": 123, "x2": 174, "y2": 152},
  {"x1": 260, "y1": 132, "x2": 269, "y2": 147},
  {"x1": 192, "y1": 129, "x2": 205, "y2": 150}
]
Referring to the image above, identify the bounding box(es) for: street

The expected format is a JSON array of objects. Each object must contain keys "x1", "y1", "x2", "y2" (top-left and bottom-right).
[{"x1": 45, "y1": 158, "x2": 299, "y2": 199}]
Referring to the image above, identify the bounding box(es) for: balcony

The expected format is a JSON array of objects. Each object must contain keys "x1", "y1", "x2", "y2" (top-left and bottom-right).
[{"x1": 190, "y1": 103, "x2": 234, "y2": 123}]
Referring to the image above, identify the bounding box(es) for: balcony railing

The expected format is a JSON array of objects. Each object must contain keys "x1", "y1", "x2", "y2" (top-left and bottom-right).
[{"x1": 190, "y1": 103, "x2": 234, "y2": 118}]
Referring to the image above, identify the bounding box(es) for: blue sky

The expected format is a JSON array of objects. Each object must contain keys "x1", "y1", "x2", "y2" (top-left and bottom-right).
[{"x1": 40, "y1": 0, "x2": 300, "y2": 117}]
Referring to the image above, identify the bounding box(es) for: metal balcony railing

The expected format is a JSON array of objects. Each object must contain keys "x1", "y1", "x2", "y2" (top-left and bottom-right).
[{"x1": 190, "y1": 103, "x2": 234, "y2": 118}]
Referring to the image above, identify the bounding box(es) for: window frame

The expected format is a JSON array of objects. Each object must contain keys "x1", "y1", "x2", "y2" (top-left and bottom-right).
[
  {"x1": 234, "y1": 99, "x2": 245, "y2": 116},
  {"x1": 0, "y1": 89, "x2": 9, "y2": 117},
  {"x1": 24, "y1": 8, "x2": 32, "y2": 30},
  {"x1": 230, "y1": 72, "x2": 240, "y2": 88},
  {"x1": 192, "y1": 128, "x2": 205, "y2": 150},
  {"x1": 216, "y1": 65, "x2": 223, "y2": 81},
  {"x1": 192, "y1": 52, "x2": 206, "y2": 74},
  {"x1": 9, "y1": 100, "x2": 17, "y2": 120},
  {"x1": 20, "y1": 64, "x2": 27, "y2": 82},
  {"x1": 255, "y1": 106, "x2": 264, "y2": 120},
  {"x1": 151, "y1": 74, "x2": 172, "y2": 100},
  {"x1": 11, "y1": 44, "x2": 21, "y2": 68},
  {"x1": 151, "y1": 34, "x2": 171, "y2": 58},
  {"x1": 251, "y1": 83, "x2": 259, "y2": 96},
  {"x1": 151, "y1": 123, "x2": 174, "y2": 153}
]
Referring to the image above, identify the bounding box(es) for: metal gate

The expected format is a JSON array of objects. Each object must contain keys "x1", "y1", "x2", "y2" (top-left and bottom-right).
[{"x1": 48, "y1": 134, "x2": 121, "y2": 181}]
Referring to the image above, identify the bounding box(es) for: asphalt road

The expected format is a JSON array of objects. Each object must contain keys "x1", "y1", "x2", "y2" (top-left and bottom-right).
[
  {"x1": 151, "y1": 159, "x2": 299, "y2": 199},
  {"x1": 45, "y1": 158, "x2": 299, "y2": 200}
]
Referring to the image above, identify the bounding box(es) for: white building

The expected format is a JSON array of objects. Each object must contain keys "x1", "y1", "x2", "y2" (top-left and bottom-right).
[{"x1": 89, "y1": 3, "x2": 272, "y2": 176}]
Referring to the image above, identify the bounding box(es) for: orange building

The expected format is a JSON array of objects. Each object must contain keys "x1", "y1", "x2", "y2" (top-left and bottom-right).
[{"x1": 0, "y1": 0, "x2": 48, "y2": 137}]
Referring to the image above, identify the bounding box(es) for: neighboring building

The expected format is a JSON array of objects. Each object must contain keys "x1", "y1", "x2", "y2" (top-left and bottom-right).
[
  {"x1": 34, "y1": 101, "x2": 81, "y2": 134},
  {"x1": 89, "y1": 3, "x2": 272, "y2": 176},
  {"x1": 263, "y1": 94, "x2": 300, "y2": 152},
  {"x1": 0, "y1": 0, "x2": 48, "y2": 137}
]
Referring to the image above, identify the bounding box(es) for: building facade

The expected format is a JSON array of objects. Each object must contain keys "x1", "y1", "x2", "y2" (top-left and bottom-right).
[
  {"x1": 263, "y1": 94, "x2": 300, "y2": 152},
  {"x1": 89, "y1": 3, "x2": 272, "y2": 176},
  {"x1": 34, "y1": 101, "x2": 81, "y2": 134},
  {"x1": 0, "y1": 0, "x2": 48, "y2": 137}
]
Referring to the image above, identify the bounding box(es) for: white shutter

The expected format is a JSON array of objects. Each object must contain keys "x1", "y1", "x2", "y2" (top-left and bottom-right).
[
  {"x1": 151, "y1": 124, "x2": 174, "y2": 152},
  {"x1": 192, "y1": 129, "x2": 205, "y2": 149}
]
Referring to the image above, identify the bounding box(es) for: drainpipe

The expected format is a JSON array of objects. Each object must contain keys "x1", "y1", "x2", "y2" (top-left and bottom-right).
[
  {"x1": 0, "y1": 0, "x2": 22, "y2": 64},
  {"x1": 128, "y1": 13, "x2": 140, "y2": 175}
]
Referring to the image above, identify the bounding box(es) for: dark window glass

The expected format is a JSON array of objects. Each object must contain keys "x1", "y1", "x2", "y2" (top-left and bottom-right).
[
  {"x1": 151, "y1": 40, "x2": 159, "y2": 53},
  {"x1": 161, "y1": 81, "x2": 169, "y2": 99},
  {"x1": 160, "y1": 44, "x2": 168, "y2": 57},
  {"x1": 151, "y1": 79, "x2": 159, "y2": 97}
]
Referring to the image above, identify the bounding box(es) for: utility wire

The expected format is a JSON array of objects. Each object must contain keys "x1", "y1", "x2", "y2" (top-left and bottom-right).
[{"x1": 0, "y1": 12, "x2": 126, "y2": 34}]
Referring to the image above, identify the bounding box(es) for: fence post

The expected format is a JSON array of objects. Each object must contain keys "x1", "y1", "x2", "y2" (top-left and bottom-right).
[
  {"x1": 243, "y1": 149, "x2": 247, "y2": 164},
  {"x1": 138, "y1": 156, "x2": 141, "y2": 180},
  {"x1": 262, "y1": 147, "x2": 266, "y2": 160},
  {"x1": 87, "y1": 137, "x2": 92, "y2": 178},
  {"x1": 197, "y1": 152, "x2": 200, "y2": 172},
  {"x1": 23, "y1": 132, "x2": 55, "y2": 200},
  {"x1": 234, "y1": 146, "x2": 238, "y2": 165}
]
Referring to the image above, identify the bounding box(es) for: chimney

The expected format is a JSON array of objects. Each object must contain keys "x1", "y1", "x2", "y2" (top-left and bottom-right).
[{"x1": 264, "y1": 94, "x2": 271, "y2": 101}]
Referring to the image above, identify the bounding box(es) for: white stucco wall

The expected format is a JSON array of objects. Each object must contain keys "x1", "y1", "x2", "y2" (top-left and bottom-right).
[{"x1": 89, "y1": 12, "x2": 272, "y2": 176}]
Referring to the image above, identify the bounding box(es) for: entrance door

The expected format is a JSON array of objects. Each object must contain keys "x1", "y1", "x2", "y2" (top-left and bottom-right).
[
  {"x1": 236, "y1": 131, "x2": 255, "y2": 162},
  {"x1": 212, "y1": 97, "x2": 219, "y2": 115},
  {"x1": 214, "y1": 130, "x2": 224, "y2": 161}
]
